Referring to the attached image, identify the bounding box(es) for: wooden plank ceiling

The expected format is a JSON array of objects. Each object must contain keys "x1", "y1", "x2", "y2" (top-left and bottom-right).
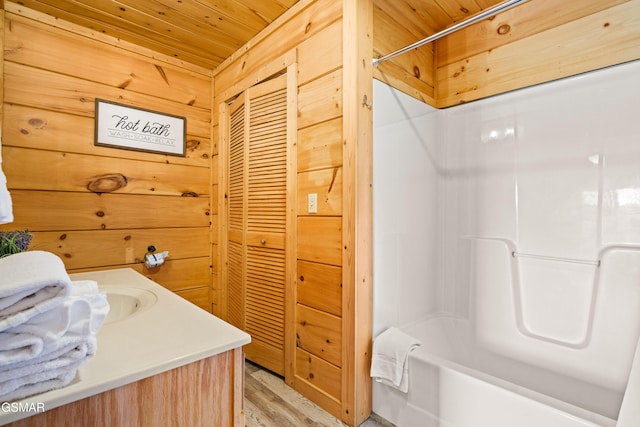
[
  {"x1": 5, "y1": 0, "x2": 299, "y2": 69},
  {"x1": 5, "y1": 0, "x2": 506, "y2": 71},
  {"x1": 373, "y1": 0, "x2": 504, "y2": 52}
]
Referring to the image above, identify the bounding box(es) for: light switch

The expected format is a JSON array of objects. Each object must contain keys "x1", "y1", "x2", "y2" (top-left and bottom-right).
[{"x1": 308, "y1": 193, "x2": 318, "y2": 214}]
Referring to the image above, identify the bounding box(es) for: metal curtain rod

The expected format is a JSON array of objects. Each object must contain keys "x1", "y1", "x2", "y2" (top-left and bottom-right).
[{"x1": 373, "y1": 0, "x2": 530, "y2": 67}]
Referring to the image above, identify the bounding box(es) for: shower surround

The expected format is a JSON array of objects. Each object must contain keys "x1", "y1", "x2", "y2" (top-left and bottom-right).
[{"x1": 372, "y1": 60, "x2": 640, "y2": 426}]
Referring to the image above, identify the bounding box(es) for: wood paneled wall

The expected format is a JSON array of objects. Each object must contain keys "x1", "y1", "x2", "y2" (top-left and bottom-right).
[
  {"x1": 372, "y1": 1, "x2": 436, "y2": 105},
  {"x1": 373, "y1": 0, "x2": 435, "y2": 105},
  {"x1": 436, "y1": 0, "x2": 640, "y2": 107},
  {"x1": 372, "y1": 0, "x2": 640, "y2": 108},
  {"x1": 213, "y1": 0, "x2": 372, "y2": 425},
  {"x1": 292, "y1": 12, "x2": 347, "y2": 417},
  {"x1": 0, "y1": 4, "x2": 215, "y2": 312}
]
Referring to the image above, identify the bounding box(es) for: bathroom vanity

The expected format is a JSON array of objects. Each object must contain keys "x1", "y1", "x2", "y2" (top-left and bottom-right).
[{"x1": 0, "y1": 268, "x2": 251, "y2": 426}]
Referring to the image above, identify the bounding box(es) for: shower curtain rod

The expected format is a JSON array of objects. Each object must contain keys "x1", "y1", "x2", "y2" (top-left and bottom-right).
[{"x1": 372, "y1": 0, "x2": 530, "y2": 67}]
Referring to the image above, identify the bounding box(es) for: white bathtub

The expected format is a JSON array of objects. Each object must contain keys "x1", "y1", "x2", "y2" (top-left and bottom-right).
[{"x1": 373, "y1": 315, "x2": 640, "y2": 427}]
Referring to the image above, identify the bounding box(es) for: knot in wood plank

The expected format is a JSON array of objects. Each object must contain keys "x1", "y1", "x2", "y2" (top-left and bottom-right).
[
  {"x1": 497, "y1": 24, "x2": 511, "y2": 35},
  {"x1": 186, "y1": 139, "x2": 201, "y2": 151},
  {"x1": 86, "y1": 173, "x2": 128, "y2": 193},
  {"x1": 28, "y1": 117, "x2": 47, "y2": 129}
]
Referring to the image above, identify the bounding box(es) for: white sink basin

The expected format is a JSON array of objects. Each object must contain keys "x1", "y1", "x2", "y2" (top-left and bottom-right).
[{"x1": 103, "y1": 287, "x2": 157, "y2": 325}]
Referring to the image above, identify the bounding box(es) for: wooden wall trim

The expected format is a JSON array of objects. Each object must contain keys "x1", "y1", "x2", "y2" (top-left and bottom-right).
[
  {"x1": 210, "y1": 65, "x2": 218, "y2": 314},
  {"x1": 285, "y1": 60, "x2": 299, "y2": 383},
  {"x1": 216, "y1": 100, "x2": 230, "y2": 320},
  {"x1": 341, "y1": 0, "x2": 373, "y2": 425},
  {"x1": 233, "y1": 348, "x2": 245, "y2": 427}
]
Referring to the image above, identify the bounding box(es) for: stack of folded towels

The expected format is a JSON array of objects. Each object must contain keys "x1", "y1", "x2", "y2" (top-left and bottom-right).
[{"x1": 0, "y1": 250, "x2": 109, "y2": 402}]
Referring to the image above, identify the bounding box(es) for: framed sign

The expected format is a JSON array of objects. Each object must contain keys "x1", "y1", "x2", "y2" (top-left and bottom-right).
[{"x1": 95, "y1": 99, "x2": 186, "y2": 157}]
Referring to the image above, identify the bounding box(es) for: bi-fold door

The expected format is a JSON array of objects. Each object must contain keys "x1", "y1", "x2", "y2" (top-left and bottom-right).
[{"x1": 225, "y1": 73, "x2": 290, "y2": 375}]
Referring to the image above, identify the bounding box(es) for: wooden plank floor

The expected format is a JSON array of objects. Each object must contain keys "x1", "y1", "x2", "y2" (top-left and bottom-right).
[{"x1": 244, "y1": 361, "x2": 394, "y2": 427}]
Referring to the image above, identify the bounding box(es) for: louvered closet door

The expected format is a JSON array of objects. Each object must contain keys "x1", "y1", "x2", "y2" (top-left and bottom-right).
[
  {"x1": 227, "y1": 94, "x2": 247, "y2": 331},
  {"x1": 226, "y1": 74, "x2": 288, "y2": 376}
]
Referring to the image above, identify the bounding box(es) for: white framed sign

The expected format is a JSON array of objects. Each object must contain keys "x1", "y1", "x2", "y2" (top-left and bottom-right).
[{"x1": 95, "y1": 99, "x2": 186, "y2": 157}]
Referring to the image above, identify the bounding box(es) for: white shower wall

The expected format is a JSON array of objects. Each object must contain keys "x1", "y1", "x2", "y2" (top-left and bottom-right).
[
  {"x1": 373, "y1": 59, "x2": 640, "y2": 334},
  {"x1": 372, "y1": 81, "x2": 439, "y2": 336}
]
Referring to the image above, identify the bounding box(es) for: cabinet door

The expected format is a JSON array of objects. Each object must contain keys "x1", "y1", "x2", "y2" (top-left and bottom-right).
[{"x1": 226, "y1": 74, "x2": 289, "y2": 375}]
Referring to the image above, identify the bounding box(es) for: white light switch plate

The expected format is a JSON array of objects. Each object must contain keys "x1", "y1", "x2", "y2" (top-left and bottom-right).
[{"x1": 308, "y1": 193, "x2": 318, "y2": 214}]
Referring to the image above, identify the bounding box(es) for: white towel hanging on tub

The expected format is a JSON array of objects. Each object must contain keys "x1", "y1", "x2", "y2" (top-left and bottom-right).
[
  {"x1": 370, "y1": 327, "x2": 421, "y2": 393},
  {"x1": 0, "y1": 146, "x2": 13, "y2": 225}
]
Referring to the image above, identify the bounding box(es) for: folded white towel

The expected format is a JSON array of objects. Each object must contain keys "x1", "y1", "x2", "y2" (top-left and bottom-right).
[
  {"x1": 0, "y1": 337, "x2": 88, "y2": 374},
  {"x1": 0, "y1": 298, "x2": 91, "y2": 365},
  {"x1": 0, "y1": 259, "x2": 110, "y2": 401},
  {"x1": 0, "y1": 345, "x2": 88, "y2": 402},
  {"x1": 0, "y1": 291, "x2": 104, "y2": 400},
  {"x1": 370, "y1": 327, "x2": 421, "y2": 393},
  {"x1": 0, "y1": 281, "x2": 108, "y2": 365},
  {"x1": 0, "y1": 251, "x2": 72, "y2": 332},
  {"x1": 71, "y1": 280, "x2": 99, "y2": 296},
  {"x1": 0, "y1": 342, "x2": 88, "y2": 383},
  {"x1": 71, "y1": 280, "x2": 109, "y2": 335},
  {"x1": 0, "y1": 332, "x2": 43, "y2": 364},
  {"x1": 0, "y1": 365, "x2": 81, "y2": 402},
  {"x1": 12, "y1": 296, "x2": 91, "y2": 338},
  {"x1": 0, "y1": 297, "x2": 103, "y2": 400}
]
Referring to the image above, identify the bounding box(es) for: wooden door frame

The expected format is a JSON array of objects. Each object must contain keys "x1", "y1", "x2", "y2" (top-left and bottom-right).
[{"x1": 342, "y1": 0, "x2": 373, "y2": 424}]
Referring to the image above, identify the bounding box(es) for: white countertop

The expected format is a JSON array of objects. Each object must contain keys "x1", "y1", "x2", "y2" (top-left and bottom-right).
[{"x1": 0, "y1": 268, "x2": 250, "y2": 425}]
